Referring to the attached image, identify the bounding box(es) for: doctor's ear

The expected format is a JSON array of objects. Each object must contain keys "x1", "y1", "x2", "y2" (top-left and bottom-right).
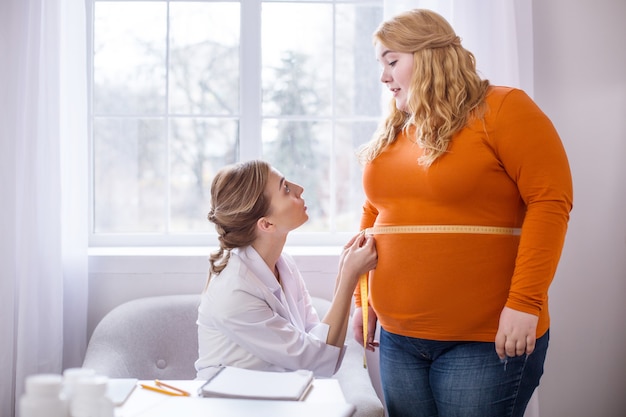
[{"x1": 257, "y1": 217, "x2": 274, "y2": 232}]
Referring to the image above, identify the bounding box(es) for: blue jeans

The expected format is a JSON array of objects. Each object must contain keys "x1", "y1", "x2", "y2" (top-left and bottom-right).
[{"x1": 379, "y1": 328, "x2": 549, "y2": 417}]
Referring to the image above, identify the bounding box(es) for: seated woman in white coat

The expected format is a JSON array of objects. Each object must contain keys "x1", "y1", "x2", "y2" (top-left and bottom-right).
[{"x1": 195, "y1": 160, "x2": 377, "y2": 379}]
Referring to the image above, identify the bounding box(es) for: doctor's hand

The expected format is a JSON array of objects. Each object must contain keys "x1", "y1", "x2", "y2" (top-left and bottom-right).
[
  {"x1": 339, "y1": 234, "x2": 377, "y2": 283},
  {"x1": 495, "y1": 306, "x2": 539, "y2": 360}
]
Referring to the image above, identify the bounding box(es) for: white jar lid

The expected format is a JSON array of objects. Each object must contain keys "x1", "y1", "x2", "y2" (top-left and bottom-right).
[
  {"x1": 25, "y1": 374, "x2": 63, "y2": 396},
  {"x1": 63, "y1": 367, "x2": 96, "y2": 382},
  {"x1": 73, "y1": 375, "x2": 109, "y2": 397}
]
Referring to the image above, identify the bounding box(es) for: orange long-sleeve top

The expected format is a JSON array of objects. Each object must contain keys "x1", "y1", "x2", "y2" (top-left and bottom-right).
[{"x1": 356, "y1": 87, "x2": 573, "y2": 341}]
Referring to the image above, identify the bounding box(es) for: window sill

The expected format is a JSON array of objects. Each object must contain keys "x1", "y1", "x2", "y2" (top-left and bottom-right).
[
  {"x1": 87, "y1": 246, "x2": 343, "y2": 274},
  {"x1": 88, "y1": 245, "x2": 342, "y2": 257}
]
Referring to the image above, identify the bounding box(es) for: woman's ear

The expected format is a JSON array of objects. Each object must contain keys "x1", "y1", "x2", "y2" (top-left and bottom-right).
[{"x1": 257, "y1": 217, "x2": 274, "y2": 232}]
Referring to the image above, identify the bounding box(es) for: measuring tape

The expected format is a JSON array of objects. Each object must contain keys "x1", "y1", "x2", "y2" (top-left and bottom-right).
[
  {"x1": 364, "y1": 224, "x2": 521, "y2": 236},
  {"x1": 358, "y1": 224, "x2": 521, "y2": 368}
]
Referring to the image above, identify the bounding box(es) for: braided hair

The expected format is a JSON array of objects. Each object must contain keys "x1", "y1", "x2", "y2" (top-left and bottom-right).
[{"x1": 206, "y1": 160, "x2": 271, "y2": 281}]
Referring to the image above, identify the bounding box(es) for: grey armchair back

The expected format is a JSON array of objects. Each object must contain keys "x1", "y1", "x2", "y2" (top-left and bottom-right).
[{"x1": 83, "y1": 294, "x2": 199, "y2": 380}]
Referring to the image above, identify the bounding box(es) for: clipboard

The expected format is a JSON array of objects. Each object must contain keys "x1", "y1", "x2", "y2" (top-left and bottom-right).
[{"x1": 197, "y1": 366, "x2": 314, "y2": 401}]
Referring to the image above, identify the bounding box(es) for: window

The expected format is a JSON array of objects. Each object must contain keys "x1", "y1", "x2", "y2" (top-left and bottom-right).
[{"x1": 89, "y1": 0, "x2": 384, "y2": 247}]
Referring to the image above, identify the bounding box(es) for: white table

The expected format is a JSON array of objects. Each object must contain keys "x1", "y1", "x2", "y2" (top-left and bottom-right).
[{"x1": 114, "y1": 379, "x2": 355, "y2": 417}]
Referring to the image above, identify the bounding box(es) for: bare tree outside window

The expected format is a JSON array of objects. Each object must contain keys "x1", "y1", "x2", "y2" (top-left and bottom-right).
[{"x1": 90, "y1": 0, "x2": 383, "y2": 246}]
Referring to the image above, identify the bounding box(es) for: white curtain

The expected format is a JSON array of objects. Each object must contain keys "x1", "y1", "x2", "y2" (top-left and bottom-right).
[
  {"x1": 380, "y1": 1, "x2": 540, "y2": 417},
  {"x1": 0, "y1": 1, "x2": 88, "y2": 416}
]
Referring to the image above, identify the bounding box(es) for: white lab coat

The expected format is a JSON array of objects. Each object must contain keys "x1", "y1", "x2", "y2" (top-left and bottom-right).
[{"x1": 195, "y1": 246, "x2": 346, "y2": 379}]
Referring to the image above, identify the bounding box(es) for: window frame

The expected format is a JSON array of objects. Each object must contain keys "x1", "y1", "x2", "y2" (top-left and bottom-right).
[{"x1": 87, "y1": 0, "x2": 383, "y2": 248}]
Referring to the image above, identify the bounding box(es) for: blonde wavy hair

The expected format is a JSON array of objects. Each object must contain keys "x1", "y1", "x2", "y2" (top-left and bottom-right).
[{"x1": 358, "y1": 9, "x2": 490, "y2": 167}]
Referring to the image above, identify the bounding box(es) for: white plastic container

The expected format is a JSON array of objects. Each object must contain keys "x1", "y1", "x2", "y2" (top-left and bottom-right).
[
  {"x1": 20, "y1": 374, "x2": 68, "y2": 417},
  {"x1": 69, "y1": 375, "x2": 114, "y2": 417},
  {"x1": 63, "y1": 368, "x2": 96, "y2": 403}
]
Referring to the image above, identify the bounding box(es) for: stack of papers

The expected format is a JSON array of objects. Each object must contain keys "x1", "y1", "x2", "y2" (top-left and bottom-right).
[{"x1": 198, "y1": 366, "x2": 314, "y2": 401}]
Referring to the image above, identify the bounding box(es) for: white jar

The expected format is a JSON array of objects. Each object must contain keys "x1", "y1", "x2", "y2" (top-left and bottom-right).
[
  {"x1": 20, "y1": 374, "x2": 68, "y2": 417},
  {"x1": 63, "y1": 368, "x2": 96, "y2": 403},
  {"x1": 69, "y1": 375, "x2": 114, "y2": 417}
]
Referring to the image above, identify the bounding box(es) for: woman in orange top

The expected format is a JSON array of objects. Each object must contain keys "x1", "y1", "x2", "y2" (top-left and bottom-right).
[{"x1": 352, "y1": 9, "x2": 573, "y2": 417}]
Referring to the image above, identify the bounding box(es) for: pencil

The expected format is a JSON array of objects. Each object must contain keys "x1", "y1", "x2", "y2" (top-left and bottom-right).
[
  {"x1": 139, "y1": 383, "x2": 189, "y2": 397},
  {"x1": 155, "y1": 380, "x2": 191, "y2": 396}
]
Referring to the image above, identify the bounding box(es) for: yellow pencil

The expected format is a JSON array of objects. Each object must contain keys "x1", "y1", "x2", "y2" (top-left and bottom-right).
[
  {"x1": 139, "y1": 382, "x2": 190, "y2": 397},
  {"x1": 155, "y1": 380, "x2": 191, "y2": 396}
]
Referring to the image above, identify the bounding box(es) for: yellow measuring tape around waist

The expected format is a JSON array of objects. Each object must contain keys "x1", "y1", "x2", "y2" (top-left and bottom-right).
[
  {"x1": 364, "y1": 224, "x2": 521, "y2": 236},
  {"x1": 358, "y1": 224, "x2": 521, "y2": 367}
]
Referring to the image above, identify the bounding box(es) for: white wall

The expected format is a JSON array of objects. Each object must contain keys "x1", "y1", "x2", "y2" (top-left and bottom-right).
[
  {"x1": 532, "y1": 1, "x2": 626, "y2": 416},
  {"x1": 87, "y1": 1, "x2": 626, "y2": 416},
  {"x1": 86, "y1": 248, "x2": 341, "y2": 338}
]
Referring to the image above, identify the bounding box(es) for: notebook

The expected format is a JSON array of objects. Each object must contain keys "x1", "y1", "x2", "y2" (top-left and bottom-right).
[{"x1": 198, "y1": 366, "x2": 314, "y2": 401}]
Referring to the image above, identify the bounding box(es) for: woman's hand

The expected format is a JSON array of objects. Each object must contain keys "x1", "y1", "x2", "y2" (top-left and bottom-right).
[
  {"x1": 352, "y1": 306, "x2": 379, "y2": 352},
  {"x1": 339, "y1": 233, "x2": 377, "y2": 284},
  {"x1": 495, "y1": 306, "x2": 539, "y2": 359},
  {"x1": 324, "y1": 234, "x2": 377, "y2": 348}
]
